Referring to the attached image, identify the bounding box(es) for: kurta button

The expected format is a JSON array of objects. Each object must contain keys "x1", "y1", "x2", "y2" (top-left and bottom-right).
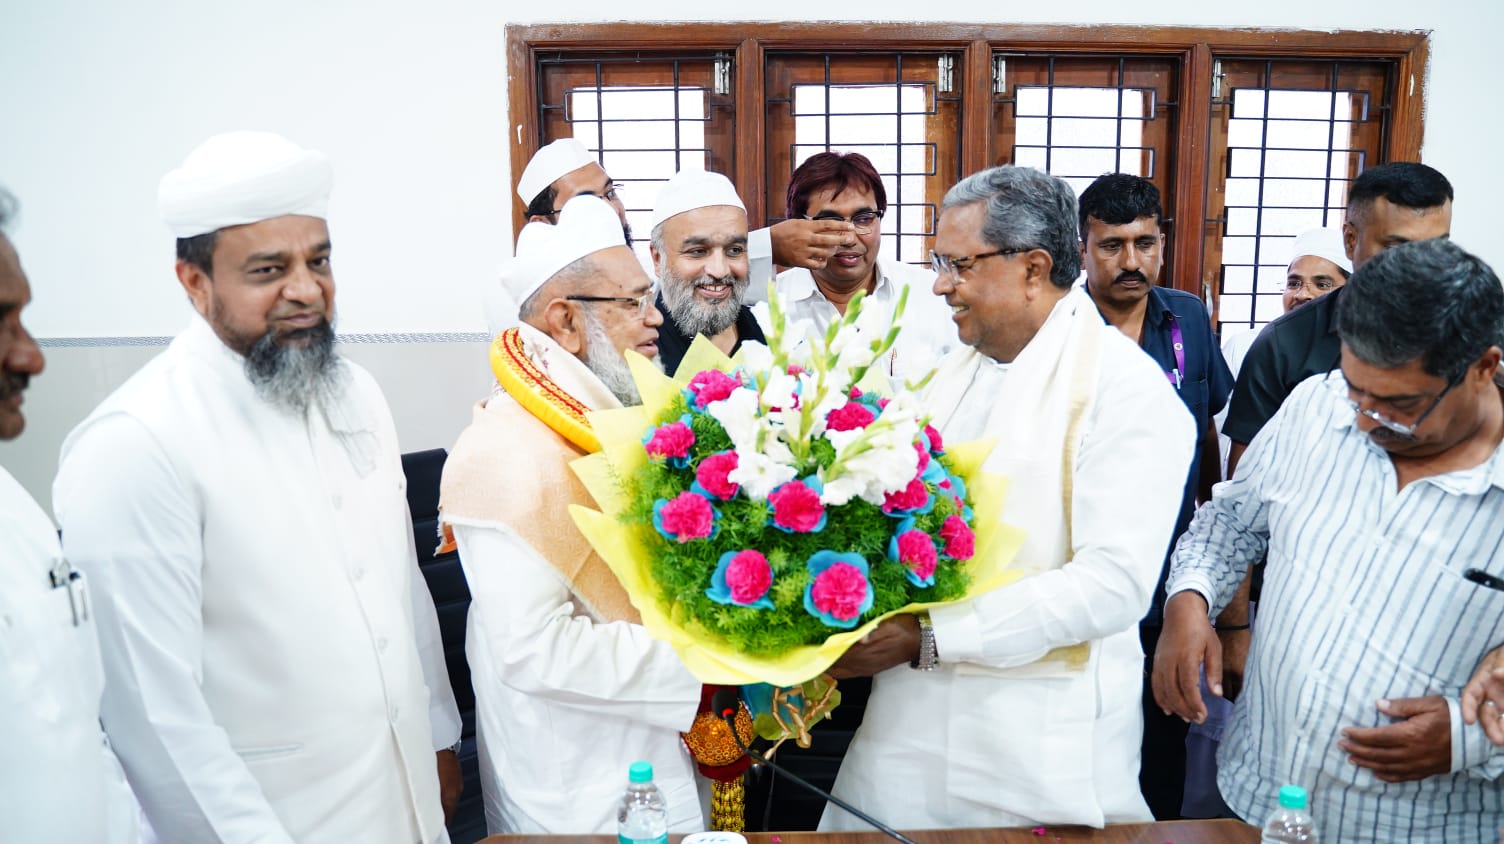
[
  {"x1": 377, "y1": 636, "x2": 388, "y2": 652},
  {"x1": 389, "y1": 706, "x2": 400, "y2": 720},
  {"x1": 331, "y1": 494, "x2": 343, "y2": 509},
  {"x1": 353, "y1": 568, "x2": 366, "y2": 581}
]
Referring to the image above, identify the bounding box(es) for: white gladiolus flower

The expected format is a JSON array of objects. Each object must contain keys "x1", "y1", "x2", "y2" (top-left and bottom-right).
[
  {"x1": 729, "y1": 449, "x2": 798, "y2": 502},
  {"x1": 707, "y1": 388, "x2": 761, "y2": 452}
]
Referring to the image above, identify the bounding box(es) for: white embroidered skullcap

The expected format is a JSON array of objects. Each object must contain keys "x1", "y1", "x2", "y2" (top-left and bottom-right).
[
  {"x1": 1289, "y1": 227, "x2": 1353, "y2": 274},
  {"x1": 503, "y1": 195, "x2": 628, "y2": 305},
  {"x1": 651, "y1": 169, "x2": 746, "y2": 230},
  {"x1": 517, "y1": 138, "x2": 597, "y2": 205},
  {"x1": 158, "y1": 132, "x2": 332, "y2": 239}
]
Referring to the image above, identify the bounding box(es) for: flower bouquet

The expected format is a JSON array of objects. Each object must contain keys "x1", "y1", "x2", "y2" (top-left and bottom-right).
[{"x1": 570, "y1": 288, "x2": 1024, "y2": 698}]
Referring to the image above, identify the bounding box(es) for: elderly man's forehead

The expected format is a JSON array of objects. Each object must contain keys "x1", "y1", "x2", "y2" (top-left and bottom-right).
[{"x1": 0, "y1": 234, "x2": 28, "y2": 303}]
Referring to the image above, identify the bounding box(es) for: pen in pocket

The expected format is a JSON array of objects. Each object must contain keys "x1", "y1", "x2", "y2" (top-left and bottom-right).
[{"x1": 1464, "y1": 568, "x2": 1504, "y2": 592}]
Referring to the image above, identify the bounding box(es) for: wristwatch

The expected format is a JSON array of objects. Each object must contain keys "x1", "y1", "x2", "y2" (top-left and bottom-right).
[{"x1": 911, "y1": 611, "x2": 939, "y2": 671}]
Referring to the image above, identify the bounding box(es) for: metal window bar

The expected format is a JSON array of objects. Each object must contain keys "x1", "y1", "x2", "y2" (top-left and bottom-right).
[
  {"x1": 1213, "y1": 60, "x2": 1375, "y2": 332},
  {"x1": 769, "y1": 52, "x2": 960, "y2": 265}
]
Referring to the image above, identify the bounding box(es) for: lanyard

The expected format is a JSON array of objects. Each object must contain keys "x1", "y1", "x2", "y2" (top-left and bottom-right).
[{"x1": 1164, "y1": 313, "x2": 1186, "y2": 391}]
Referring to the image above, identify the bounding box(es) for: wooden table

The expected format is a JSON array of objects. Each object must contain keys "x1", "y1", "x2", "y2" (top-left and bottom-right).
[{"x1": 484, "y1": 821, "x2": 1259, "y2": 844}]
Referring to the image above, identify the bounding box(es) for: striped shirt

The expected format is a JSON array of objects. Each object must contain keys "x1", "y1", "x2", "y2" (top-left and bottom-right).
[{"x1": 1168, "y1": 373, "x2": 1504, "y2": 842}]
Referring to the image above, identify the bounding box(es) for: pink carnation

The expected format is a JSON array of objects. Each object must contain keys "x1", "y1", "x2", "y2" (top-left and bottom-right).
[
  {"x1": 725, "y1": 550, "x2": 773, "y2": 604},
  {"x1": 659, "y1": 492, "x2": 714, "y2": 542},
  {"x1": 896, "y1": 529, "x2": 938, "y2": 580},
  {"x1": 826, "y1": 402, "x2": 877, "y2": 432},
  {"x1": 848, "y1": 386, "x2": 864, "y2": 400},
  {"x1": 939, "y1": 515, "x2": 975, "y2": 559},
  {"x1": 913, "y1": 441, "x2": 931, "y2": 475},
  {"x1": 882, "y1": 477, "x2": 930, "y2": 513},
  {"x1": 768, "y1": 480, "x2": 825, "y2": 533},
  {"x1": 924, "y1": 424, "x2": 944, "y2": 454},
  {"x1": 695, "y1": 451, "x2": 740, "y2": 499},
  {"x1": 688, "y1": 369, "x2": 742, "y2": 406},
  {"x1": 645, "y1": 420, "x2": 695, "y2": 460},
  {"x1": 810, "y1": 563, "x2": 869, "y2": 621}
]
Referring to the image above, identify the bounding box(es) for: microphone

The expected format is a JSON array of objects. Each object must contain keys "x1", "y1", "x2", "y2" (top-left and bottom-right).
[{"x1": 711, "y1": 688, "x2": 918, "y2": 844}]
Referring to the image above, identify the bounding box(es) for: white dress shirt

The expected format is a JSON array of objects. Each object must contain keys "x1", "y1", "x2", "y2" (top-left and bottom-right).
[
  {"x1": 757, "y1": 257, "x2": 957, "y2": 385},
  {"x1": 54, "y1": 316, "x2": 461, "y2": 844},
  {"x1": 822, "y1": 289, "x2": 1194, "y2": 829},
  {"x1": 1, "y1": 465, "x2": 140, "y2": 843},
  {"x1": 1169, "y1": 373, "x2": 1504, "y2": 842}
]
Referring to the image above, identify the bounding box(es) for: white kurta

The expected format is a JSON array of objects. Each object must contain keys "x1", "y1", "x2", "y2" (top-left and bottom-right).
[
  {"x1": 446, "y1": 326, "x2": 704, "y2": 833},
  {"x1": 1, "y1": 466, "x2": 140, "y2": 843},
  {"x1": 757, "y1": 257, "x2": 958, "y2": 385},
  {"x1": 53, "y1": 316, "x2": 461, "y2": 844},
  {"x1": 822, "y1": 289, "x2": 1195, "y2": 829}
]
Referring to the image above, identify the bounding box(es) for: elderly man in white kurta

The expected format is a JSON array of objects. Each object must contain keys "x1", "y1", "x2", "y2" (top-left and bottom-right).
[
  {"x1": 820, "y1": 166, "x2": 1194, "y2": 829},
  {"x1": 52, "y1": 132, "x2": 462, "y2": 844},
  {"x1": 0, "y1": 188, "x2": 140, "y2": 843},
  {"x1": 440, "y1": 196, "x2": 705, "y2": 833}
]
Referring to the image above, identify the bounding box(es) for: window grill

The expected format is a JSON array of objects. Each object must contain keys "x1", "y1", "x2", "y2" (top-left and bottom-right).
[
  {"x1": 1205, "y1": 58, "x2": 1392, "y2": 337},
  {"x1": 536, "y1": 54, "x2": 735, "y2": 256},
  {"x1": 765, "y1": 52, "x2": 963, "y2": 266}
]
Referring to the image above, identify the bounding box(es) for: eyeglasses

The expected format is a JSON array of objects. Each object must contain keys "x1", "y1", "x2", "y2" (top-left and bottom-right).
[
  {"x1": 550, "y1": 182, "x2": 625, "y2": 216},
  {"x1": 565, "y1": 281, "x2": 658, "y2": 319},
  {"x1": 929, "y1": 248, "x2": 1030, "y2": 279},
  {"x1": 1323, "y1": 368, "x2": 1463, "y2": 436},
  {"x1": 804, "y1": 210, "x2": 883, "y2": 234}
]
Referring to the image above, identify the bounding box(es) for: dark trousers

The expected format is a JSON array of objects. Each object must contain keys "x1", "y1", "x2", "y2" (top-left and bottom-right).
[{"x1": 1139, "y1": 623, "x2": 1188, "y2": 820}]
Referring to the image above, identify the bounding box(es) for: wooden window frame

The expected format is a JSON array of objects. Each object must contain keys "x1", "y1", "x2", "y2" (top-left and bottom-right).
[{"x1": 507, "y1": 22, "x2": 1427, "y2": 296}]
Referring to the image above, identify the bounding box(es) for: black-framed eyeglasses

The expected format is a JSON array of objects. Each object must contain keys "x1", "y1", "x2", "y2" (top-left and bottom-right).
[
  {"x1": 549, "y1": 182, "x2": 625, "y2": 217},
  {"x1": 929, "y1": 247, "x2": 1030, "y2": 279},
  {"x1": 1323, "y1": 367, "x2": 1464, "y2": 436},
  {"x1": 804, "y1": 210, "x2": 883, "y2": 234},
  {"x1": 565, "y1": 281, "x2": 658, "y2": 318}
]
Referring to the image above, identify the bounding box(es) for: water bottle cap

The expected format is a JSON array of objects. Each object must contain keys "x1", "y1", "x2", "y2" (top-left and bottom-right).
[
  {"x1": 629, "y1": 761, "x2": 654, "y2": 783},
  {"x1": 1278, "y1": 784, "x2": 1308, "y2": 809}
]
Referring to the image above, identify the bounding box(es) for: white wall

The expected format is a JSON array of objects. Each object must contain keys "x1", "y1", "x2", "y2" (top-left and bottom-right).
[{"x1": 1, "y1": 0, "x2": 1498, "y2": 509}]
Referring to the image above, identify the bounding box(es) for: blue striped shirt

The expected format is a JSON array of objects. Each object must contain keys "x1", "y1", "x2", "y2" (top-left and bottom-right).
[{"x1": 1168, "y1": 372, "x2": 1504, "y2": 842}]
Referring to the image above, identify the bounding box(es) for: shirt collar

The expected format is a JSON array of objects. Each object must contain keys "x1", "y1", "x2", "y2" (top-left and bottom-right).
[
  {"x1": 1143, "y1": 285, "x2": 1177, "y2": 329},
  {"x1": 783, "y1": 258, "x2": 894, "y2": 305}
]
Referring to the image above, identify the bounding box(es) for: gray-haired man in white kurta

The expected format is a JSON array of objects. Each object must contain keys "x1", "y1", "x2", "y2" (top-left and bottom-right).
[
  {"x1": 820, "y1": 166, "x2": 1193, "y2": 829},
  {"x1": 54, "y1": 132, "x2": 462, "y2": 844}
]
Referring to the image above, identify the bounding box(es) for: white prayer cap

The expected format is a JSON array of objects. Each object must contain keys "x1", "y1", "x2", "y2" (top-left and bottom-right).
[
  {"x1": 159, "y1": 132, "x2": 332, "y2": 239},
  {"x1": 651, "y1": 169, "x2": 746, "y2": 230},
  {"x1": 503, "y1": 195, "x2": 627, "y2": 305},
  {"x1": 1289, "y1": 227, "x2": 1353, "y2": 274},
  {"x1": 517, "y1": 138, "x2": 597, "y2": 205}
]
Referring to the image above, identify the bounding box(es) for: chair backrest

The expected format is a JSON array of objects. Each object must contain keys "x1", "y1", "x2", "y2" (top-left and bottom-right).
[{"x1": 401, "y1": 448, "x2": 486, "y2": 842}]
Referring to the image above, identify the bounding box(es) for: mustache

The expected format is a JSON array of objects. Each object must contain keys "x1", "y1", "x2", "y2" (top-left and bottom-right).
[
  {"x1": 0, "y1": 372, "x2": 29, "y2": 401},
  {"x1": 1114, "y1": 271, "x2": 1148, "y2": 285}
]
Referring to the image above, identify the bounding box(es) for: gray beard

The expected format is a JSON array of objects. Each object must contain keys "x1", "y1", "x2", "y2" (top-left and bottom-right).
[
  {"x1": 243, "y1": 320, "x2": 343, "y2": 414},
  {"x1": 659, "y1": 266, "x2": 747, "y2": 338},
  {"x1": 580, "y1": 311, "x2": 661, "y2": 407}
]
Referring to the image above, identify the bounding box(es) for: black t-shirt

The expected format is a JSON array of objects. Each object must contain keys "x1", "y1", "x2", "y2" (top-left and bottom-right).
[
  {"x1": 1222, "y1": 286, "x2": 1344, "y2": 446},
  {"x1": 654, "y1": 295, "x2": 767, "y2": 378}
]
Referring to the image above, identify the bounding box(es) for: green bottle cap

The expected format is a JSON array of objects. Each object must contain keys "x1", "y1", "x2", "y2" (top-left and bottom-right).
[
  {"x1": 1278, "y1": 784, "x2": 1308, "y2": 810},
  {"x1": 629, "y1": 761, "x2": 654, "y2": 783}
]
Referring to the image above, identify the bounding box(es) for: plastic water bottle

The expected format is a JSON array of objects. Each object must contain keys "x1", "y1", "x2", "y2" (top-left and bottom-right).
[
  {"x1": 617, "y1": 760, "x2": 668, "y2": 844},
  {"x1": 1262, "y1": 784, "x2": 1317, "y2": 842}
]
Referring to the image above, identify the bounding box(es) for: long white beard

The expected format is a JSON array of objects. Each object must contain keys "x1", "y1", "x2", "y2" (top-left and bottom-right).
[{"x1": 580, "y1": 312, "x2": 663, "y2": 406}]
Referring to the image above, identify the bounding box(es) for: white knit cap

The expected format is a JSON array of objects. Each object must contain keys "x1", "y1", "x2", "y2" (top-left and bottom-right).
[
  {"x1": 503, "y1": 195, "x2": 628, "y2": 305},
  {"x1": 517, "y1": 138, "x2": 597, "y2": 205},
  {"x1": 159, "y1": 132, "x2": 332, "y2": 238},
  {"x1": 1289, "y1": 227, "x2": 1353, "y2": 274},
  {"x1": 651, "y1": 169, "x2": 745, "y2": 230}
]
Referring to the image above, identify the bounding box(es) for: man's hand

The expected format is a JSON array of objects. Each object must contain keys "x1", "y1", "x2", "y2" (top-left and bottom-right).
[
  {"x1": 1461, "y1": 645, "x2": 1504, "y2": 746},
  {"x1": 769, "y1": 218, "x2": 855, "y2": 271},
  {"x1": 1152, "y1": 590, "x2": 1221, "y2": 723},
  {"x1": 827, "y1": 615, "x2": 920, "y2": 679},
  {"x1": 436, "y1": 748, "x2": 463, "y2": 823},
  {"x1": 1340, "y1": 696, "x2": 1451, "y2": 783}
]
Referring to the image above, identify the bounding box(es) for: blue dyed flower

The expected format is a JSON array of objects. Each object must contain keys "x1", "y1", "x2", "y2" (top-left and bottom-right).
[
  {"x1": 803, "y1": 550, "x2": 873, "y2": 629},
  {"x1": 706, "y1": 550, "x2": 776, "y2": 609}
]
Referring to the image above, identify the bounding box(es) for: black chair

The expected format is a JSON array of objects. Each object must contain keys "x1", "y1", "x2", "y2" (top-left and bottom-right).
[{"x1": 401, "y1": 448, "x2": 486, "y2": 844}]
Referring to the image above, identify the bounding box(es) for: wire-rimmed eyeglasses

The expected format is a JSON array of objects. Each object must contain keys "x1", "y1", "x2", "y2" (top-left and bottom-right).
[
  {"x1": 1323, "y1": 367, "x2": 1463, "y2": 436},
  {"x1": 549, "y1": 182, "x2": 625, "y2": 217},
  {"x1": 804, "y1": 210, "x2": 883, "y2": 235},
  {"x1": 565, "y1": 281, "x2": 658, "y2": 319},
  {"x1": 929, "y1": 247, "x2": 1030, "y2": 279}
]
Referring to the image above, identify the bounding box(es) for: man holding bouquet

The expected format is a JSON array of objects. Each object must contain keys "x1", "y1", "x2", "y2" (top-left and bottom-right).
[
  {"x1": 439, "y1": 195, "x2": 706, "y2": 833},
  {"x1": 821, "y1": 166, "x2": 1194, "y2": 828}
]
